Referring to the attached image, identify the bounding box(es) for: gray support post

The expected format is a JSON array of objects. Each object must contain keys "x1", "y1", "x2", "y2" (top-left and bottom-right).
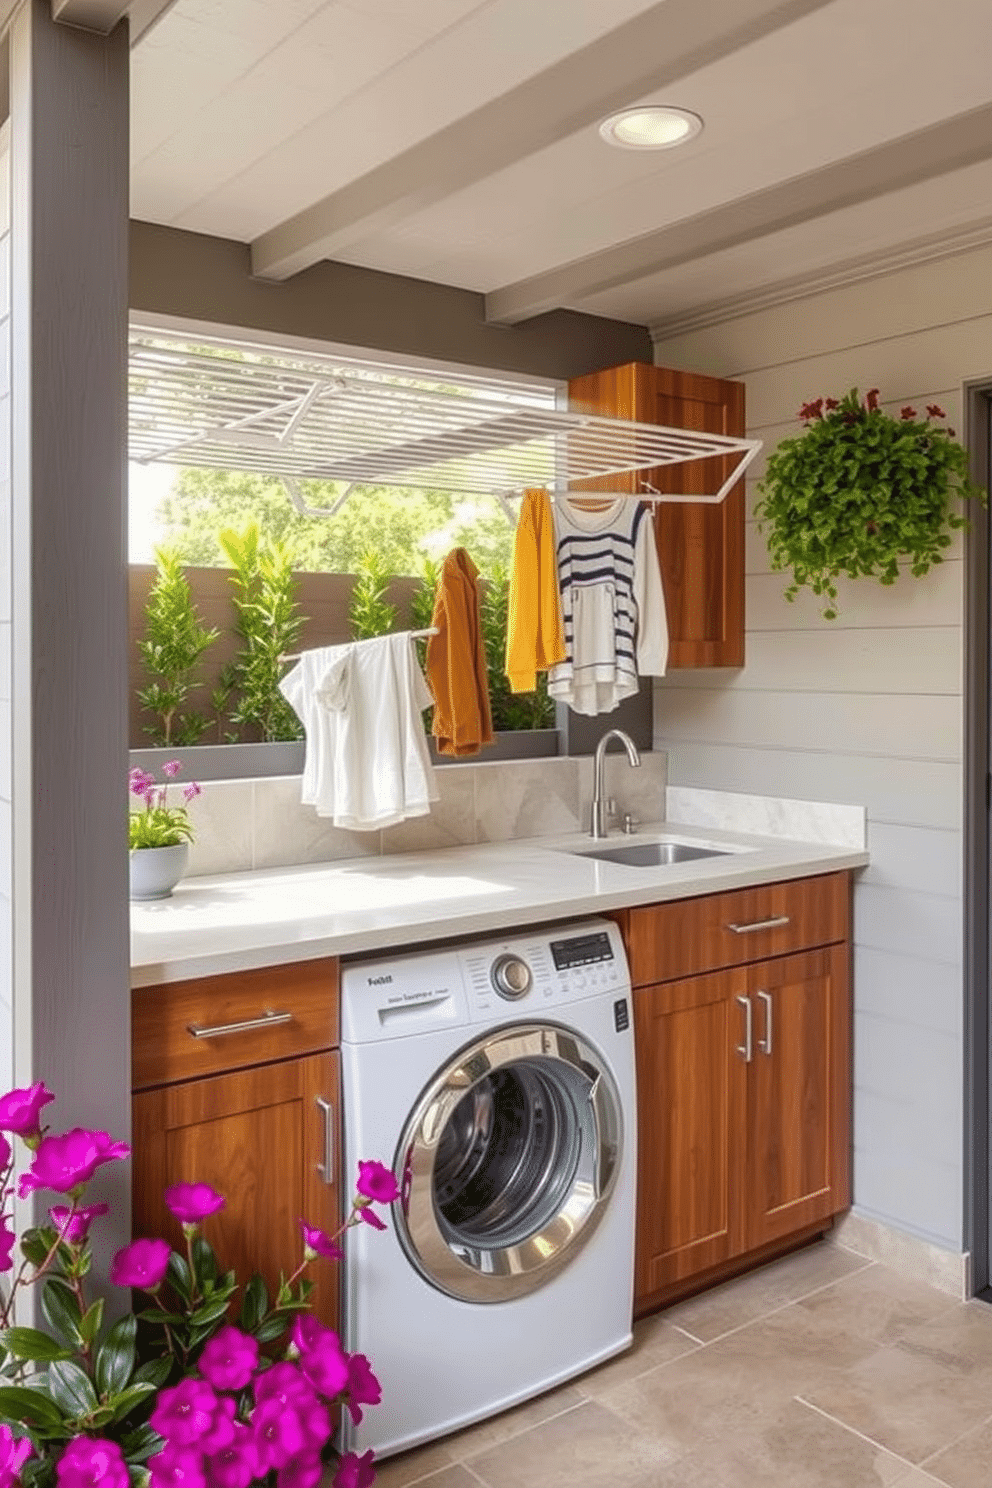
[{"x1": 8, "y1": 0, "x2": 130, "y2": 1254}]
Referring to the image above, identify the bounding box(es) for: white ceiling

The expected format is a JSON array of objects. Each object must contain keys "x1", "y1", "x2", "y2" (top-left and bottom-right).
[{"x1": 129, "y1": 0, "x2": 992, "y2": 334}]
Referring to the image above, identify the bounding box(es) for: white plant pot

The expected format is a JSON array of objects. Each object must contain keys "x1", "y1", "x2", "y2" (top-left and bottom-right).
[{"x1": 129, "y1": 842, "x2": 190, "y2": 901}]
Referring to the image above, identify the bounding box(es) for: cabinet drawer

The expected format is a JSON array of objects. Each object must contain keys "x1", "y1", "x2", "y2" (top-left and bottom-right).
[
  {"x1": 624, "y1": 873, "x2": 849, "y2": 987},
  {"x1": 132, "y1": 958, "x2": 339, "y2": 1091}
]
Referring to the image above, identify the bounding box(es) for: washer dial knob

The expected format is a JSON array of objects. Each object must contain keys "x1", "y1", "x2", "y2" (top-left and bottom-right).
[{"x1": 490, "y1": 953, "x2": 532, "y2": 1000}]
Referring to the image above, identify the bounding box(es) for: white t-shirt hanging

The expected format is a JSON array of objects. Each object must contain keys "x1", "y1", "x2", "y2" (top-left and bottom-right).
[{"x1": 548, "y1": 495, "x2": 668, "y2": 716}]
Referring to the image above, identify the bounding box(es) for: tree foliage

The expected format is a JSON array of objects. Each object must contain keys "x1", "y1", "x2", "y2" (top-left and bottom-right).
[
  {"x1": 155, "y1": 468, "x2": 513, "y2": 575},
  {"x1": 135, "y1": 547, "x2": 219, "y2": 745}
]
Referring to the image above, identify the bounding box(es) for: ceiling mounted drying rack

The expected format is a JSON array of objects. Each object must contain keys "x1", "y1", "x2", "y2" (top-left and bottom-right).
[{"x1": 129, "y1": 330, "x2": 761, "y2": 521}]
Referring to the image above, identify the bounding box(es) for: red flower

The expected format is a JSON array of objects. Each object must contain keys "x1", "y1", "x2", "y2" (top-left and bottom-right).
[
  {"x1": 798, "y1": 398, "x2": 824, "y2": 422},
  {"x1": 926, "y1": 403, "x2": 945, "y2": 419},
  {"x1": 865, "y1": 388, "x2": 880, "y2": 411},
  {"x1": 824, "y1": 397, "x2": 839, "y2": 411},
  {"x1": 900, "y1": 406, "x2": 917, "y2": 420}
]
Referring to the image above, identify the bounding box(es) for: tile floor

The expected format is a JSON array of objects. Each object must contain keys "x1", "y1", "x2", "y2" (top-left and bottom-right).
[{"x1": 369, "y1": 1240, "x2": 992, "y2": 1488}]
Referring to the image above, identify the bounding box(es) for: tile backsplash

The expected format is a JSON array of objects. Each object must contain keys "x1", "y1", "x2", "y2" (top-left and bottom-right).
[{"x1": 183, "y1": 752, "x2": 669, "y2": 877}]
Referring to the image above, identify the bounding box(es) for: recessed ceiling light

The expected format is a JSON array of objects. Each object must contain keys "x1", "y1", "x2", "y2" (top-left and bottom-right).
[{"x1": 598, "y1": 105, "x2": 703, "y2": 151}]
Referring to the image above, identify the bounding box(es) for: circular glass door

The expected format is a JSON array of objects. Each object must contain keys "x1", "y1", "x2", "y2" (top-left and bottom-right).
[{"x1": 394, "y1": 1022, "x2": 623, "y2": 1303}]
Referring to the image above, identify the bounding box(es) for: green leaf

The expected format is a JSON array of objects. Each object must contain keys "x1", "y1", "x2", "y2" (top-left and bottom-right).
[
  {"x1": 189, "y1": 1296, "x2": 232, "y2": 1328},
  {"x1": 0, "y1": 1329, "x2": 74, "y2": 1364},
  {"x1": 95, "y1": 1314, "x2": 137, "y2": 1399},
  {"x1": 106, "y1": 1382, "x2": 157, "y2": 1423},
  {"x1": 120, "y1": 1423, "x2": 165, "y2": 1464},
  {"x1": 46, "y1": 1360, "x2": 98, "y2": 1419},
  {"x1": 0, "y1": 1385, "x2": 64, "y2": 1427},
  {"x1": 79, "y1": 1300, "x2": 104, "y2": 1349},
  {"x1": 239, "y1": 1275, "x2": 268, "y2": 1333},
  {"x1": 191, "y1": 1237, "x2": 217, "y2": 1288},
  {"x1": 133, "y1": 1357, "x2": 173, "y2": 1390},
  {"x1": 40, "y1": 1282, "x2": 83, "y2": 1349},
  {"x1": 166, "y1": 1253, "x2": 192, "y2": 1303},
  {"x1": 19, "y1": 1234, "x2": 53, "y2": 1269},
  {"x1": 253, "y1": 1314, "x2": 291, "y2": 1344}
]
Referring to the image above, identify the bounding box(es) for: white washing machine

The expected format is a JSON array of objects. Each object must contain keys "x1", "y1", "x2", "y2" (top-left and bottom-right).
[{"x1": 339, "y1": 917, "x2": 637, "y2": 1459}]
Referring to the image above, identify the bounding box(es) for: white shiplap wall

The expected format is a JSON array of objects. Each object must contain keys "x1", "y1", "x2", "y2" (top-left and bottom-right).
[{"x1": 652, "y1": 244, "x2": 992, "y2": 1253}]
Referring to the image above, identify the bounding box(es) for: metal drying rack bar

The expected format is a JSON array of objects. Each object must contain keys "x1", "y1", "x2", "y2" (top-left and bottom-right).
[{"x1": 278, "y1": 627, "x2": 439, "y2": 666}]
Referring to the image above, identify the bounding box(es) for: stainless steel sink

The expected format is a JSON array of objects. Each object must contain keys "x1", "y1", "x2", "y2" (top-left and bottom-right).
[{"x1": 574, "y1": 840, "x2": 731, "y2": 867}]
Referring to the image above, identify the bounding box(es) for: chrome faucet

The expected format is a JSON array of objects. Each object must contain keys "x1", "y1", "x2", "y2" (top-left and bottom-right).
[{"x1": 590, "y1": 728, "x2": 641, "y2": 839}]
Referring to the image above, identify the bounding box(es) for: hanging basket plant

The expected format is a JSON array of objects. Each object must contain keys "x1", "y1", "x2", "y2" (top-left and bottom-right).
[{"x1": 754, "y1": 388, "x2": 984, "y2": 618}]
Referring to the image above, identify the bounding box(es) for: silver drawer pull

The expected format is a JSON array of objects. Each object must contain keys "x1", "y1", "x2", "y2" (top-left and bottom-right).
[
  {"x1": 187, "y1": 1008, "x2": 293, "y2": 1040},
  {"x1": 316, "y1": 1097, "x2": 334, "y2": 1185},
  {"x1": 757, "y1": 990, "x2": 773, "y2": 1056},
  {"x1": 735, "y1": 994, "x2": 753, "y2": 1063},
  {"x1": 726, "y1": 915, "x2": 791, "y2": 935}
]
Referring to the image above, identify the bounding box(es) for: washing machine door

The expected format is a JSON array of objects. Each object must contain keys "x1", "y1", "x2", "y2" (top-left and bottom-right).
[{"x1": 394, "y1": 1021, "x2": 623, "y2": 1303}]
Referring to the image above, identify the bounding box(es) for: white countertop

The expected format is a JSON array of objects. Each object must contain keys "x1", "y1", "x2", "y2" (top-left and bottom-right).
[{"x1": 130, "y1": 821, "x2": 869, "y2": 987}]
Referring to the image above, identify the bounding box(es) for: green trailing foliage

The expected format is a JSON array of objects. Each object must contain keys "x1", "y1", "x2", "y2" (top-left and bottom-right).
[
  {"x1": 135, "y1": 548, "x2": 219, "y2": 745},
  {"x1": 217, "y1": 525, "x2": 304, "y2": 743},
  {"x1": 754, "y1": 388, "x2": 985, "y2": 619}
]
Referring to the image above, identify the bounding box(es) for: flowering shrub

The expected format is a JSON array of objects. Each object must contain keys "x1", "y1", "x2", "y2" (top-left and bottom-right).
[
  {"x1": 129, "y1": 763, "x2": 202, "y2": 850},
  {"x1": 754, "y1": 387, "x2": 984, "y2": 618},
  {"x1": 0, "y1": 1083, "x2": 398, "y2": 1488}
]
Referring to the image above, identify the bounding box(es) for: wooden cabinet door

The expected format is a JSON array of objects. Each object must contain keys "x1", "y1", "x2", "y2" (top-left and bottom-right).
[
  {"x1": 633, "y1": 970, "x2": 748, "y2": 1302},
  {"x1": 567, "y1": 362, "x2": 746, "y2": 668},
  {"x1": 744, "y1": 947, "x2": 851, "y2": 1250},
  {"x1": 132, "y1": 1051, "x2": 341, "y2": 1332}
]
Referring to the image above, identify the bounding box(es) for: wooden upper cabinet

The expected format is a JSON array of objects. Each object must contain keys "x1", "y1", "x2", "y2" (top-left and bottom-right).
[{"x1": 567, "y1": 362, "x2": 746, "y2": 668}]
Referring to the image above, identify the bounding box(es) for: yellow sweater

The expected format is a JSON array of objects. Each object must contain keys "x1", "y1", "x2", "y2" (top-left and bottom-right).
[{"x1": 505, "y1": 488, "x2": 566, "y2": 693}]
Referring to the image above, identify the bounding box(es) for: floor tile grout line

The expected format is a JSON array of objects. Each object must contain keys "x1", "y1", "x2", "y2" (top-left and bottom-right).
[
  {"x1": 916, "y1": 1406, "x2": 992, "y2": 1475},
  {"x1": 792, "y1": 1394, "x2": 935, "y2": 1479},
  {"x1": 670, "y1": 1323, "x2": 705, "y2": 1345},
  {"x1": 450, "y1": 1398, "x2": 588, "y2": 1464},
  {"x1": 681, "y1": 1257, "x2": 878, "y2": 1347}
]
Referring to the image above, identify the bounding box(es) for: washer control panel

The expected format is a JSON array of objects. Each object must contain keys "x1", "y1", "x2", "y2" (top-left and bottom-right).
[{"x1": 460, "y1": 920, "x2": 628, "y2": 1021}]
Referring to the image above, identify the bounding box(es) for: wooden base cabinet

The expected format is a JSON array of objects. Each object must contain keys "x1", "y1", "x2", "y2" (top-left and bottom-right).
[
  {"x1": 623, "y1": 874, "x2": 852, "y2": 1309},
  {"x1": 131, "y1": 959, "x2": 341, "y2": 1331}
]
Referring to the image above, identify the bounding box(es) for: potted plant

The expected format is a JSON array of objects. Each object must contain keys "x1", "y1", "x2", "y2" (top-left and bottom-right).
[
  {"x1": 754, "y1": 388, "x2": 984, "y2": 618},
  {"x1": 128, "y1": 763, "x2": 201, "y2": 901},
  {"x1": 0, "y1": 1079, "x2": 394, "y2": 1488}
]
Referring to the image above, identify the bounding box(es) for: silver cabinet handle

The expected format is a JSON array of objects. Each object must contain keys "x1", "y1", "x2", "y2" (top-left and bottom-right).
[
  {"x1": 735, "y1": 994, "x2": 753, "y2": 1062},
  {"x1": 187, "y1": 1008, "x2": 292, "y2": 1040},
  {"x1": 757, "y1": 990, "x2": 773, "y2": 1056},
  {"x1": 726, "y1": 915, "x2": 791, "y2": 935},
  {"x1": 316, "y1": 1096, "x2": 334, "y2": 1185}
]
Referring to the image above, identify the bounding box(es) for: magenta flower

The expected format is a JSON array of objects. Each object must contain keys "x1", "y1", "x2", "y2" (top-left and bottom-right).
[
  {"x1": 110, "y1": 1237, "x2": 171, "y2": 1290},
  {"x1": 200, "y1": 1397, "x2": 236, "y2": 1456},
  {"x1": 161, "y1": 759, "x2": 182, "y2": 778},
  {"x1": 0, "y1": 1425, "x2": 32, "y2": 1488},
  {"x1": 129, "y1": 768, "x2": 155, "y2": 798},
  {"x1": 56, "y1": 1438, "x2": 129, "y2": 1488},
  {"x1": 277, "y1": 1457, "x2": 324, "y2": 1488},
  {"x1": 332, "y1": 1450, "x2": 376, "y2": 1488},
  {"x1": 50, "y1": 1203, "x2": 110, "y2": 1245},
  {"x1": 0, "y1": 1134, "x2": 10, "y2": 1171},
  {"x1": 164, "y1": 1183, "x2": 225, "y2": 1225},
  {"x1": 343, "y1": 1353, "x2": 381, "y2": 1427},
  {"x1": 356, "y1": 1160, "x2": 399, "y2": 1204},
  {"x1": 18, "y1": 1128, "x2": 130, "y2": 1198},
  {"x1": 205, "y1": 1426, "x2": 258, "y2": 1488},
  {"x1": 253, "y1": 1362, "x2": 314, "y2": 1409},
  {"x1": 183, "y1": 782, "x2": 202, "y2": 803},
  {"x1": 150, "y1": 1378, "x2": 221, "y2": 1448},
  {"x1": 357, "y1": 1205, "x2": 386, "y2": 1232},
  {"x1": 197, "y1": 1325, "x2": 259, "y2": 1393},
  {"x1": 0, "y1": 1217, "x2": 15, "y2": 1274},
  {"x1": 290, "y1": 1315, "x2": 349, "y2": 1399},
  {"x1": 0, "y1": 1081, "x2": 54, "y2": 1139},
  {"x1": 147, "y1": 1447, "x2": 206, "y2": 1488},
  {"x1": 251, "y1": 1400, "x2": 307, "y2": 1473},
  {"x1": 299, "y1": 1220, "x2": 343, "y2": 1260}
]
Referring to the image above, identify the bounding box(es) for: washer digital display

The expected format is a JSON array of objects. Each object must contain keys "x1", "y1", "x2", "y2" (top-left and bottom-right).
[{"x1": 549, "y1": 931, "x2": 614, "y2": 970}]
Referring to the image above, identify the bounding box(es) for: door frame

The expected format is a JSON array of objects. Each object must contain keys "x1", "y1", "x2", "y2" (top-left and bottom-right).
[{"x1": 964, "y1": 377, "x2": 992, "y2": 1296}]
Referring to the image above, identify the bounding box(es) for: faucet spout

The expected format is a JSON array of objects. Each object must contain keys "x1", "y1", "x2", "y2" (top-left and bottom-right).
[{"x1": 590, "y1": 728, "x2": 641, "y2": 839}]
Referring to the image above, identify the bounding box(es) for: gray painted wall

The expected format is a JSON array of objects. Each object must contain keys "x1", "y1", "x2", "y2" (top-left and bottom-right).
[
  {"x1": 9, "y1": 0, "x2": 131, "y2": 1248},
  {"x1": 652, "y1": 243, "x2": 992, "y2": 1253},
  {"x1": 0, "y1": 121, "x2": 10, "y2": 1095},
  {"x1": 129, "y1": 220, "x2": 652, "y2": 381}
]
